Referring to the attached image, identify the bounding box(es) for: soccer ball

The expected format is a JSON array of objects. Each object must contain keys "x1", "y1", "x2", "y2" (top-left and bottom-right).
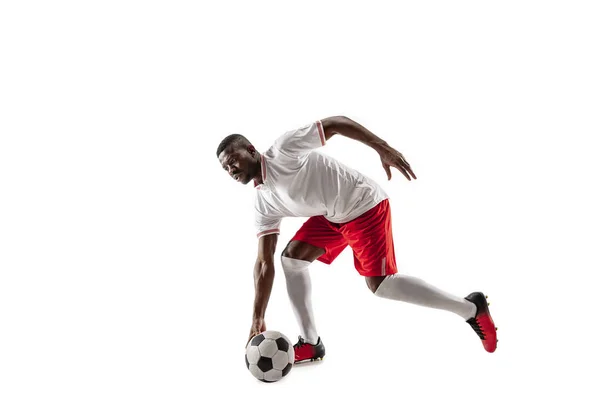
[{"x1": 245, "y1": 331, "x2": 294, "y2": 382}]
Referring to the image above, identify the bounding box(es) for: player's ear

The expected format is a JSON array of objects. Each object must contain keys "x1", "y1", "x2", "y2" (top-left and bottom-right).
[{"x1": 247, "y1": 145, "x2": 257, "y2": 156}]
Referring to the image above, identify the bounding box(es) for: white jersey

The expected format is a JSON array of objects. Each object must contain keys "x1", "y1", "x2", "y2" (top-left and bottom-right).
[{"x1": 254, "y1": 120, "x2": 388, "y2": 238}]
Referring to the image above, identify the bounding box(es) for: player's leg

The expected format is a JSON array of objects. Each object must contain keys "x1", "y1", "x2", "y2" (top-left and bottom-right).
[
  {"x1": 281, "y1": 240, "x2": 324, "y2": 346},
  {"x1": 370, "y1": 274, "x2": 497, "y2": 352},
  {"x1": 282, "y1": 216, "x2": 347, "y2": 363},
  {"x1": 365, "y1": 274, "x2": 476, "y2": 319},
  {"x1": 345, "y1": 199, "x2": 498, "y2": 352}
]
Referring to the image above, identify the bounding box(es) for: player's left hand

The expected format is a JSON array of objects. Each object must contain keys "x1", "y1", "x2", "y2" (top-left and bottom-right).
[{"x1": 378, "y1": 144, "x2": 417, "y2": 181}]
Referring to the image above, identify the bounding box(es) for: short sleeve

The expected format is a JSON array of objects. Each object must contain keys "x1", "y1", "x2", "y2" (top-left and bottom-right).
[
  {"x1": 273, "y1": 120, "x2": 326, "y2": 157},
  {"x1": 255, "y1": 198, "x2": 282, "y2": 238}
]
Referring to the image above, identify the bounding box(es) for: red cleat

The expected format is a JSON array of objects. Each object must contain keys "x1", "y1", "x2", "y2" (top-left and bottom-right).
[
  {"x1": 293, "y1": 336, "x2": 326, "y2": 363},
  {"x1": 465, "y1": 292, "x2": 498, "y2": 353}
]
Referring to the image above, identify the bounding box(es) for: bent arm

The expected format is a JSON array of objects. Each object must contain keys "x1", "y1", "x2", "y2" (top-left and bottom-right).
[
  {"x1": 320, "y1": 115, "x2": 417, "y2": 181},
  {"x1": 321, "y1": 116, "x2": 388, "y2": 152}
]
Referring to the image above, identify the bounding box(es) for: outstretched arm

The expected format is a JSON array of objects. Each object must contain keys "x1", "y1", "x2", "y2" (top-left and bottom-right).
[
  {"x1": 321, "y1": 116, "x2": 417, "y2": 181},
  {"x1": 247, "y1": 233, "x2": 278, "y2": 344}
]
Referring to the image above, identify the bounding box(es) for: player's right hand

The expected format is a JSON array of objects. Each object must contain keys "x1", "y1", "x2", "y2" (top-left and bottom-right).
[{"x1": 247, "y1": 318, "x2": 267, "y2": 346}]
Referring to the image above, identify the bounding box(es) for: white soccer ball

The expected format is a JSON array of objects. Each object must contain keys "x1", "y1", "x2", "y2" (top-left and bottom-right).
[{"x1": 245, "y1": 331, "x2": 294, "y2": 382}]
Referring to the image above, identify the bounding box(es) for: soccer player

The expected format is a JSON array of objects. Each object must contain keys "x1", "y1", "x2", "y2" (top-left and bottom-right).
[{"x1": 217, "y1": 116, "x2": 498, "y2": 363}]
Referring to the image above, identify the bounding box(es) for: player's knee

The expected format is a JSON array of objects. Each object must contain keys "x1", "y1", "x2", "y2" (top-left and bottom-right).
[
  {"x1": 281, "y1": 245, "x2": 296, "y2": 260},
  {"x1": 366, "y1": 276, "x2": 387, "y2": 293},
  {"x1": 282, "y1": 240, "x2": 306, "y2": 259},
  {"x1": 282, "y1": 240, "x2": 324, "y2": 262}
]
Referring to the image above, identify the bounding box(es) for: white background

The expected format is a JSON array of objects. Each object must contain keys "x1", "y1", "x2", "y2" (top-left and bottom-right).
[{"x1": 1, "y1": 1, "x2": 599, "y2": 399}]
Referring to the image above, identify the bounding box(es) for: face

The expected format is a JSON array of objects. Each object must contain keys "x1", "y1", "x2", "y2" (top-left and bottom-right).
[{"x1": 218, "y1": 144, "x2": 259, "y2": 185}]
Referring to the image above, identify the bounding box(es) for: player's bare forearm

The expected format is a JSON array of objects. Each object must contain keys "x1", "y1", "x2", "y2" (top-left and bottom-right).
[
  {"x1": 247, "y1": 233, "x2": 278, "y2": 343},
  {"x1": 321, "y1": 116, "x2": 417, "y2": 181},
  {"x1": 252, "y1": 257, "x2": 274, "y2": 321}
]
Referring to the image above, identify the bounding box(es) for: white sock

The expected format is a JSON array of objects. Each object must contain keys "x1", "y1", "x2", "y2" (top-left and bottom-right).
[
  {"x1": 374, "y1": 274, "x2": 476, "y2": 320},
  {"x1": 281, "y1": 256, "x2": 319, "y2": 344}
]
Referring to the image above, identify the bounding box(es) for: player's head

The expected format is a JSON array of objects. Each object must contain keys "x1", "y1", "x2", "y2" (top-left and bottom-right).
[{"x1": 216, "y1": 134, "x2": 260, "y2": 185}]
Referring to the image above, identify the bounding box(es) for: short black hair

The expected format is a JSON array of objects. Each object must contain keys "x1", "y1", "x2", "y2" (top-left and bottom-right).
[{"x1": 216, "y1": 134, "x2": 251, "y2": 157}]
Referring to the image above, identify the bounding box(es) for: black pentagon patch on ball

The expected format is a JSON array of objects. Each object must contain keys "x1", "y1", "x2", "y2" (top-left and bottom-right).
[
  {"x1": 282, "y1": 363, "x2": 292, "y2": 377},
  {"x1": 275, "y1": 337, "x2": 289, "y2": 352},
  {"x1": 250, "y1": 334, "x2": 265, "y2": 347},
  {"x1": 245, "y1": 354, "x2": 249, "y2": 369},
  {"x1": 259, "y1": 379, "x2": 274, "y2": 383},
  {"x1": 257, "y1": 356, "x2": 273, "y2": 372}
]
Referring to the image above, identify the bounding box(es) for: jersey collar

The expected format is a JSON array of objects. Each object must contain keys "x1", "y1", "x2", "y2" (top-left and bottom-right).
[{"x1": 253, "y1": 154, "x2": 267, "y2": 189}]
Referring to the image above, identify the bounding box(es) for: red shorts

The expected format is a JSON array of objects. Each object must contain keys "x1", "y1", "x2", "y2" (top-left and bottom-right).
[{"x1": 291, "y1": 199, "x2": 398, "y2": 277}]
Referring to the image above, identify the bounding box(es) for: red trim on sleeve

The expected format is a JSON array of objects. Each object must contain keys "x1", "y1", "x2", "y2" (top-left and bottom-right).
[
  {"x1": 257, "y1": 228, "x2": 280, "y2": 238},
  {"x1": 316, "y1": 120, "x2": 326, "y2": 146}
]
